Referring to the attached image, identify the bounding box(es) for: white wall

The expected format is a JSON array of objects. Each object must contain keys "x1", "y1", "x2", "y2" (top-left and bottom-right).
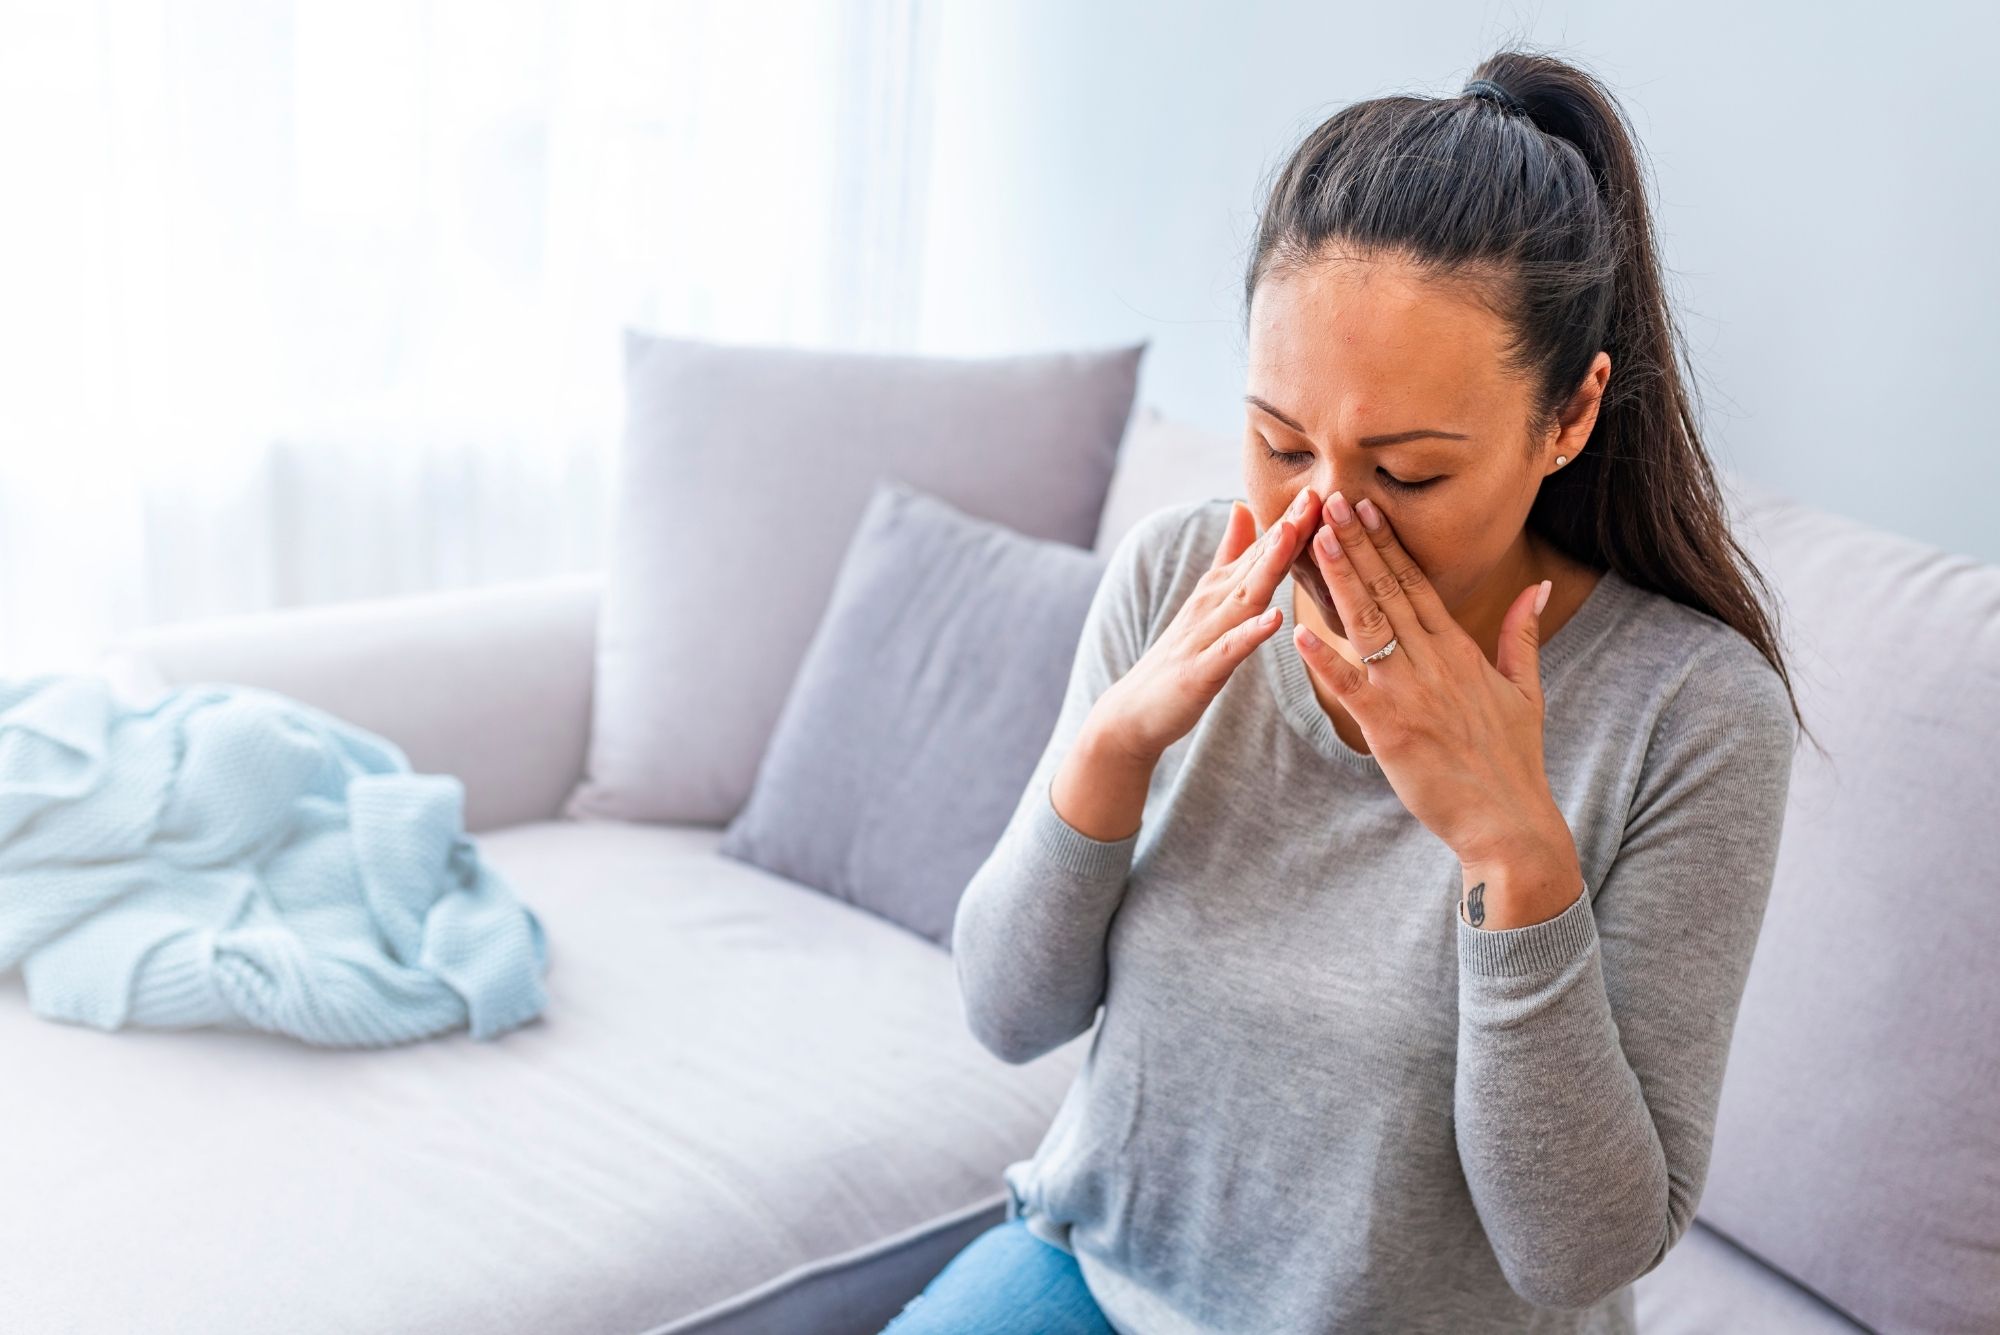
[{"x1": 915, "y1": 1, "x2": 2000, "y2": 563}]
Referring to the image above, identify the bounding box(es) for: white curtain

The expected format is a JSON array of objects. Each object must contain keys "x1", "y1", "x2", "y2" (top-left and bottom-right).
[{"x1": 0, "y1": 0, "x2": 937, "y2": 675}]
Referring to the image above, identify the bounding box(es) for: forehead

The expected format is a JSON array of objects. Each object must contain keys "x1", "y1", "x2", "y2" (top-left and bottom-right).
[{"x1": 1246, "y1": 254, "x2": 1520, "y2": 427}]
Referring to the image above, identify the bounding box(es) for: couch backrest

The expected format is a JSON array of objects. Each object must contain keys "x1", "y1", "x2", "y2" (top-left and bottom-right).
[
  {"x1": 102, "y1": 572, "x2": 603, "y2": 835},
  {"x1": 1704, "y1": 474, "x2": 1999, "y2": 1334},
  {"x1": 1107, "y1": 412, "x2": 2000, "y2": 1332}
]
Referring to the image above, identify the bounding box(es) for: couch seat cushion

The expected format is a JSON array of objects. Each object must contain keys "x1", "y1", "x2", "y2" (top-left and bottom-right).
[
  {"x1": 0, "y1": 819, "x2": 1084, "y2": 1334},
  {"x1": 1633, "y1": 1219, "x2": 1871, "y2": 1333}
]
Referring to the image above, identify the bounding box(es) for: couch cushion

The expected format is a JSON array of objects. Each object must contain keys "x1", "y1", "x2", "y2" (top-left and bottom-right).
[
  {"x1": 0, "y1": 819, "x2": 1086, "y2": 1335},
  {"x1": 1700, "y1": 475, "x2": 2000, "y2": 1333},
  {"x1": 1631, "y1": 1219, "x2": 1870, "y2": 1333},
  {"x1": 718, "y1": 480, "x2": 1107, "y2": 947},
  {"x1": 1094, "y1": 405, "x2": 1245, "y2": 557},
  {"x1": 566, "y1": 330, "x2": 1145, "y2": 828}
]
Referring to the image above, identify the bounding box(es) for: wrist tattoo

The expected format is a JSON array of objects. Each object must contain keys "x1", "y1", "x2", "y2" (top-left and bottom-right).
[{"x1": 1463, "y1": 880, "x2": 1486, "y2": 928}]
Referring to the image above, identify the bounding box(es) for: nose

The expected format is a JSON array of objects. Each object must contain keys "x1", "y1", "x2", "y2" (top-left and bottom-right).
[{"x1": 1299, "y1": 473, "x2": 1372, "y2": 524}]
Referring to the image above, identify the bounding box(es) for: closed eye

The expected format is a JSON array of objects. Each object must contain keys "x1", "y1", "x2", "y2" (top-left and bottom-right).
[{"x1": 1259, "y1": 442, "x2": 1442, "y2": 492}]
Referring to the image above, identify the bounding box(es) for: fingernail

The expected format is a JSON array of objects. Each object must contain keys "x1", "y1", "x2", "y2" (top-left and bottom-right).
[
  {"x1": 1355, "y1": 498, "x2": 1381, "y2": 531},
  {"x1": 1298, "y1": 627, "x2": 1322, "y2": 651},
  {"x1": 1328, "y1": 491, "x2": 1354, "y2": 524},
  {"x1": 1533, "y1": 579, "x2": 1552, "y2": 616},
  {"x1": 1289, "y1": 488, "x2": 1313, "y2": 517}
]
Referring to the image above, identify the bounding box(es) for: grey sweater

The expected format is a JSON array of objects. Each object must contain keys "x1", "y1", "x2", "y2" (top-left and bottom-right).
[{"x1": 952, "y1": 497, "x2": 1799, "y2": 1334}]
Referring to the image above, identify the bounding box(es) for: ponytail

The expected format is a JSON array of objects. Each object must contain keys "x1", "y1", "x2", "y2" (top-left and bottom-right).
[{"x1": 1244, "y1": 47, "x2": 1815, "y2": 751}]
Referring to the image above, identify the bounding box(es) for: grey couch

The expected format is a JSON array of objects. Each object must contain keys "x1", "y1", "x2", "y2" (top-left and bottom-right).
[{"x1": 6, "y1": 413, "x2": 1991, "y2": 1333}]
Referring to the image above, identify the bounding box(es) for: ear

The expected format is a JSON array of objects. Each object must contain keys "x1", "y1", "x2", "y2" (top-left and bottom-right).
[{"x1": 1548, "y1": 350, "x2": 1611, "y2": 468}]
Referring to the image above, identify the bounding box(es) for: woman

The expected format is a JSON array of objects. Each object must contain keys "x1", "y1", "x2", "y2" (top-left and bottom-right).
[{"x1": 884, "y1": 48, "x2": 1812, "y2": 1335}]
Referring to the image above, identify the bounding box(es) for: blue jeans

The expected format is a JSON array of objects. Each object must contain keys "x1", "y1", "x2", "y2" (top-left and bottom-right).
[{"x1": 878, "y1": 1218, "x2": 1116, "y2": 1334}]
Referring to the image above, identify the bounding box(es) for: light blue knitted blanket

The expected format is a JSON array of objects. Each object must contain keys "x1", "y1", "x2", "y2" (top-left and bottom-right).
[{"x1": 0, "y1": 672, "x2": 549, "y2": 1047}]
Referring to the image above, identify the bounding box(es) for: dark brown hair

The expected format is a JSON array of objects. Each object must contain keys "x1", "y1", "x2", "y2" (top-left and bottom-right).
[{"x1": 1243, "y1": 47, "x2": 1814, "y2": 750}]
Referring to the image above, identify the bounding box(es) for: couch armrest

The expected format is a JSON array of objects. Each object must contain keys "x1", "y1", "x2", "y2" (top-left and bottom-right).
[{"x1": 97, "y1": 573, "x2": 602, "y2": 834}]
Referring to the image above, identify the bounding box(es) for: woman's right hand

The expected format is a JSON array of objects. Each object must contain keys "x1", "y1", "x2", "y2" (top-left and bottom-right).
[{"x1": 1092, "y1": 486, "x2": 1320, "y2": 764}]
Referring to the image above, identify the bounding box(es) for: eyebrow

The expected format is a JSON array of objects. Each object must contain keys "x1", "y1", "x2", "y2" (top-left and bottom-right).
[{"x1": 1244, "y1": 394, "x2": 1470, "y2": 448}]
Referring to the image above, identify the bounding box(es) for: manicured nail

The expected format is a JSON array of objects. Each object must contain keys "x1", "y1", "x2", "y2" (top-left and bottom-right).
[
  {"x1": 1298, "y1": 626, "x2": 1323, "y2": 651},
  {"x1": 1316, "y1": 528, "x2": 1343, "y2": 560},
  {"x1": 1533, "y1": 579, "x2": 1552, "y2": 616},
  {"x1": 1328, "y1": 491, "x2": 1354, "y2": 524},
  {"x1": 1355, "y1": 498, "x2": 1382, "y2": 530}
]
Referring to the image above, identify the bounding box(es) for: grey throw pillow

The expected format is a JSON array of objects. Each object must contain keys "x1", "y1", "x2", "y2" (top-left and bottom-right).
[
  {"x1": 564, "y1": 329, "x2": 1145, "y2": 827},
  {"x1": 717, "y1": 480, "x2": 1108, "y2": 946}
]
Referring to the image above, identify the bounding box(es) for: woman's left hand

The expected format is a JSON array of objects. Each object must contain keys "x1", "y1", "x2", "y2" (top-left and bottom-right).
[{"x1": 1293, "y1": 490, "x2": 1567, "y2": 872}]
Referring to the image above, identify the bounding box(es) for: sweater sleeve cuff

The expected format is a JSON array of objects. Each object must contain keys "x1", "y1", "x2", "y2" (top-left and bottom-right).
[
  {"x1": 1025, "y1": 774, "x2": 1140, "y2": 882},
  {"x1": 1456, "y1": 882, "x2": 1597, "y2": 978}
]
